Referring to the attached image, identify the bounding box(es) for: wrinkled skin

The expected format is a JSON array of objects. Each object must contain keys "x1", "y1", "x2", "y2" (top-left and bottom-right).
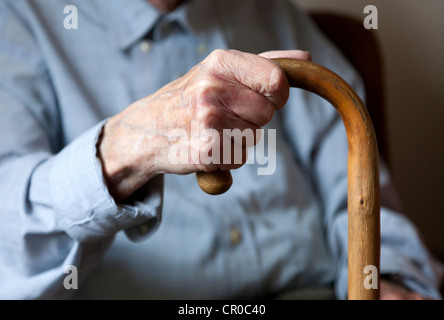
[{"x1": 98, "y1": 49, "x2": 311, "y2": 201}]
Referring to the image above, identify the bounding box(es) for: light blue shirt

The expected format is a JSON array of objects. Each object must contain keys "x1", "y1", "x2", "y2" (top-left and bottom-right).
[{"x1": 0, "y1": 0, "x2": 442, "y2": 299}]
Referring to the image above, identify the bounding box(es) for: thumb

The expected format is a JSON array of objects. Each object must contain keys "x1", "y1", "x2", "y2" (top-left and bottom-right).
[{"x1": 259, "y1": 50, "x2": 312, "y2": 61}]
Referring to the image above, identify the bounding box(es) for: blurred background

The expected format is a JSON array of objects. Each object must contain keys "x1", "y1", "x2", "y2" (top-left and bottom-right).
[{"x1": 294, "y1": 0, "x2": 444, "y2": 263}]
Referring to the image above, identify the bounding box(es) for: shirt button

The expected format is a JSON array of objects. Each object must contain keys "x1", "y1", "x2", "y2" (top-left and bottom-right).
[
  {"x1": 229, "y1": 227, "x2": 242, "y2": 246},
  {"x1": 197, "y1": 44, "x2": 207, "y2": 55},
  {"x1": 140, "y1": 40, "x2": 152, "y2": 53}
]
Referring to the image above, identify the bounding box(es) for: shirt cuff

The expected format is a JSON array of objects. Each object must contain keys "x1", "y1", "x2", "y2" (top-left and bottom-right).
[
  {"x1": 48, "y1": 120, "x2": 163, "y2": 243},
  {"x1": 380, "y1": 246, "x2": 443, "y2": 299}
]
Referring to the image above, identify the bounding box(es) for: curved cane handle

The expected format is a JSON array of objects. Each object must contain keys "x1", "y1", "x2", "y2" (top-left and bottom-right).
[{"x1": 196, "y1": 58, "x2": 380, "y2": 300}]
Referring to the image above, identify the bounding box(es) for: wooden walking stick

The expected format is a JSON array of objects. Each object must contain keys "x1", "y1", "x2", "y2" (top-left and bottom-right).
[{"x1": 196, "y1": 58, "x2": 381, "y2": 300}]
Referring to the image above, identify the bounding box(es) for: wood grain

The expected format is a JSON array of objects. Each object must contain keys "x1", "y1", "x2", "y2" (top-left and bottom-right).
[{"x1": 196, "y1": 58, "x2": 381, "y2": 300}]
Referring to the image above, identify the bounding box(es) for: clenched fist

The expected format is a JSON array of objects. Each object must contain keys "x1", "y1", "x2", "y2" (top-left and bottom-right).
[{"x1": 98, "y1": 49, "x2": 311, "y2": 202}]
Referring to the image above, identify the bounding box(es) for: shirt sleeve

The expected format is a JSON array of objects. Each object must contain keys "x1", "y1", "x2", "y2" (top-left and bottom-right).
[
  {"x1": 0, "y1": 1, "x2": 163, "y2": 299},
  {"x1": 279, "y1": 5, "x2": 443, "y2": 300}
]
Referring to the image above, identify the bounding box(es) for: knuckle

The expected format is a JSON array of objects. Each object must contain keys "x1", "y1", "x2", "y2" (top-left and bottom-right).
[
  {"x1": 192, "y1": 77, "x2": 220, "y2": 107},
  {"x1": 205, "y1": 49, "x2": 242, "y2": 75},
  {"x1": 206, "y1": 49, "x2": 228, "y2": 65},
  {"x1": 268, "y1": 64, "x2": 286, "y2": 89},
  {"x1": 266, "y1": 65, "x2": 289, "y2": 108}
]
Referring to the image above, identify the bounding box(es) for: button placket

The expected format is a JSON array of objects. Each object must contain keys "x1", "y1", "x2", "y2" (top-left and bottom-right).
[
  {"x1": 197, "y1": 43, "x2": 207, "y2": 55},
  {"x1": 229, "y1": 227, "x2": 243, "y2": 246}
]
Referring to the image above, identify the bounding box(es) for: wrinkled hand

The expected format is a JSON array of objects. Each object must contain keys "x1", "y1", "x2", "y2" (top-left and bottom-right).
[{"x1": 98, "y1": 49, "x2": 311, "y2": 201}]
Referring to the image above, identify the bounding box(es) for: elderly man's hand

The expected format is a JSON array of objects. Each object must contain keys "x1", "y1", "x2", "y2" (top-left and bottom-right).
[{"x1": 98, "y1": 49, "x2": 311, "y2": 201}]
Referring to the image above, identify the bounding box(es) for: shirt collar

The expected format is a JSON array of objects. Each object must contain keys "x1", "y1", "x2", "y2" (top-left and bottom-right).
[
  {"x1": 94, "y1": 0, "x2": 161, "y2": 50},
  {"x1": 167, "y1": 0, "x2": 227, "y2": 48},
  {"x1": 95, "y1": 0, "x2": 224, "y2": 51}
]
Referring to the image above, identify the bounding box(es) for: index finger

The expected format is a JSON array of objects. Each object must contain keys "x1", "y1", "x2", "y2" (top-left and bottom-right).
[{"x1": 203, "y1": 49, "x2": 291, "y2": 110}]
